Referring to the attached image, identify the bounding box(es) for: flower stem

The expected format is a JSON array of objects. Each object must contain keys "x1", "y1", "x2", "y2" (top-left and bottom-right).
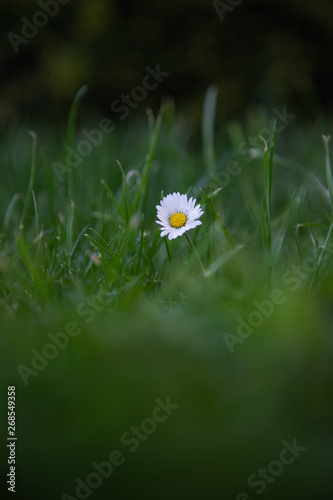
[{"x1": 185, "y1": 232, "x2": 205, "y2": 276}]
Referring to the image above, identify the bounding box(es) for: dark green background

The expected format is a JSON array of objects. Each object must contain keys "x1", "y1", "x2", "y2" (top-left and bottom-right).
[{"x1": 1, "y1": 0, "x2": 333, "y2": 129}]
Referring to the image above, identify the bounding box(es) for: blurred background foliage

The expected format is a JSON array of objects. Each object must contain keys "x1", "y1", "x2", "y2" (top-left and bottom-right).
[{"x1": 1, "y1": 0, "x2": 333, "y2": 130}]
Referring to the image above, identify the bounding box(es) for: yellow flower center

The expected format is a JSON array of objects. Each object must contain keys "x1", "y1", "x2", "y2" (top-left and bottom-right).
[{"x1": 170, "y1": 212, "x2": 187, "y2": 228}]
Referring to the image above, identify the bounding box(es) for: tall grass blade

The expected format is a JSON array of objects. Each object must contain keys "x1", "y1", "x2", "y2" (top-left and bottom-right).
[
  {"x1": 19, "y1": 131, "x2": 38, "y2": 230},
  {"x1": 202, "y1": 85, "x2": 219, "y2": 172},
  {"x1": 134, "y1": 108, "x2": 164, "y2": 213},
  {"x1": 322, "y1": 135, "x2": 333, "y2": 214},
  {"x1": 65, "y1": 84, "x2": 89, "y2": 201}
]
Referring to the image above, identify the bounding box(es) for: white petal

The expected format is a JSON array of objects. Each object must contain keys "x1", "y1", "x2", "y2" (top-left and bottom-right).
[{"x1": 186, "y1": 220, "x2": 202, "y2": 230}]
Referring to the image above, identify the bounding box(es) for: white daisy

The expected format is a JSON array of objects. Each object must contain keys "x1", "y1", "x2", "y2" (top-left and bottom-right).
[{"x1": 156, "y1": 192, "x2": 204, "y2": 240}]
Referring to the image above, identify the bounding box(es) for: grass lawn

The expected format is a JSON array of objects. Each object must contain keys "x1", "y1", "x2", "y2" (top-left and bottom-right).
[{"x1": 1, "y1": 93, "x2": 333, "y2": 499}]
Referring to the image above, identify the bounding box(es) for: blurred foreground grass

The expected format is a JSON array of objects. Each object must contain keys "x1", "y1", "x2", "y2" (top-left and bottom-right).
[
  {"x1": 1, "y1": 96, "x2": 333, "y2": 498},
  {"x1": 2, "y1": 290, "x2": 333, "y2": 499}
]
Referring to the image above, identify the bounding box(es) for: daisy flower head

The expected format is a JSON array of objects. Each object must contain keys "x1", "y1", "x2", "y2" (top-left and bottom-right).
[{"x1": 156, "y1": 192, "x2": 204, "y2": 240}]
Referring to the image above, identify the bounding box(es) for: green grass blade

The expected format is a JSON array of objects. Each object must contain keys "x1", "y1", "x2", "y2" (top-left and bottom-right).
[
  {"x1": 19, "y1": 131, "x2": 38, "y2": 230},
  {"x1": 70, "y1": 224, "x2": 89, "y2": 261},
  {"x1": 117, "y1": 160, "x2": 133, "y2": 223},
  {"x1": 202, "y1": 85, "x2": 219, "y2": 172},
  {"x1": 261, "y1": 201, "x2": 267, "y2": 252},
  {"x1": 65, "y1": 84, "x2": 89, "y2": 201},
  {"x1": 133, "y1": 108, "x2": 164, "y2": 213},
  {"x1": 66, "y1": 200, "x2": 75, "y2": 266},
  {"x1": 66, "y1": 84, "x2": 89, "y2": 150},
  {"x1": 268, "y1": 120, "x2": 277, "y2": 208},
  {"x1": 322, "y1": 135, "x2": 333, "y2": 213},
  {"x1": 31, "y1": 189, "x2": 39, "y2": 237},
  {"x1": 200, "y1": 188, "x2": 234, "y2": 246},
  {"x1": 101, "y1": 179, "x2": 122, "y2": 215},
  {"x1": 308, "y1": 222, "x2": 333, "y2": 290},
  {"x1": 135, "y1": 214, "x2": 144, "y2": 275},
  {"x1": 204, "y1": 244, "x2": 243, "y2": 278},
  {"x1": 2, "y1": 193, "x2": 21, "y2": 232}
]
